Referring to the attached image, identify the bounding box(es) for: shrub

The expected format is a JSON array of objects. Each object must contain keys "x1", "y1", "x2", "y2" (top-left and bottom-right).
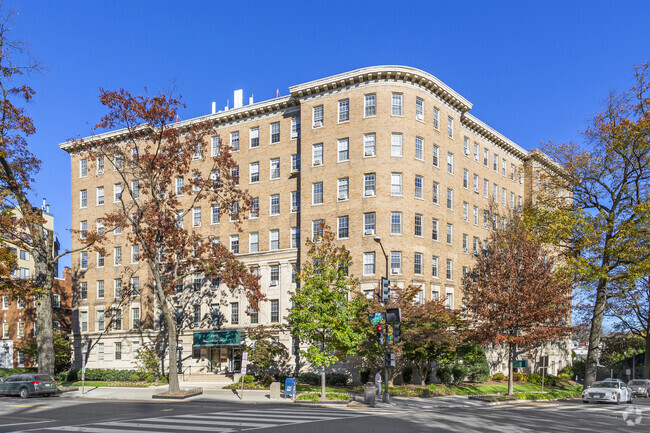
[
  {"x1": 263, "y1": 376, "x2": 275, "y2": 386},
  {"x1": 128, "y1": 373, "x2": 140, "y2": 382},
  {"x1": 134, "y1": 344, "x2": 160, "y2": 377},
  {"x1": 145, "y1": 374, "x2": 156, "y2": 383},
  {"x1": 55, "y1": 371, "x2": 68, "y2": 382},
  {"x1": 492, "y1": 373, "x2": 506, "y2": 382},
  {"x1": 557, "y1": 373, "x2": 571, "y2": 382},
  {"x1": 451, "y1": 364, "x2": 469, "y2": 386},
  {"x1": 327, "y1": 372, "x2": 349, "y2": 387},
  {"x1": 158, "y1": 375, "x2": 168, "y2": 383},
  {"x1": 297, "y1": 372, "x2": 320, "y2": 385},
  {"x1": 67, "y1": 369, "x2": 79, "y2": 382},
  {"x1": 401, "y1": 366, "x2": 413, "y2": 385},
  {"x1": 437, "y1": 366, "x2": 452, "y2": 385},
  {"x1": 243, "y1": 374, "x2": 255, "y2": 384},
  {"x1": 359, "y1": 368, "x2": 370, "y2": 384},
  {"x1": 326, "y1": 392, "x2": 349, "y2": 401},
  {"x1": 297, "y1": 392, "x2": 319, "y2": 402},
  {"x1": 513, "y1": 372, "x2": 526, "y2": 382},
  {"x1": 528, "y1": 372, "x2": 542, "y2": 385}
]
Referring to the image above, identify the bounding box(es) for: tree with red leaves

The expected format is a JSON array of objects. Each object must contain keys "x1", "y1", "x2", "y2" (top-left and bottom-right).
[
  {"x1": 462, "y1": 216, "x2": 572, "y2": 395},
  {"x1": 72, "y1": 88, "x2": 261, "y2": 393}
]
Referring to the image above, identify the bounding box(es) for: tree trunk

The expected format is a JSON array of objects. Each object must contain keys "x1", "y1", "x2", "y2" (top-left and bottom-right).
[
  {"x1": 507, "y1": 342, "x2": 514, "y2": 396},
  {"x1": 644, "y1": 329, "x2": 650, "y2": 380},
  {"x1": 34, "y1": 226, "x2": 55, "y2": 375},
  {"x1": 156, "y1": 284, "x2": 180, "y2": 393},
  {"x1": 321, "y1": 365, "x2": 326, "y2": 399},
  {"x1": 585, "y1": 277, "x2": 608, "y2": 388}
]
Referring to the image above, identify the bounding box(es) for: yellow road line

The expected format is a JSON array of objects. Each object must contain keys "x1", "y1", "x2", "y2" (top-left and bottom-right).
[{"x1": 6, "y1": 404, "x2": 32, "y2": 407}]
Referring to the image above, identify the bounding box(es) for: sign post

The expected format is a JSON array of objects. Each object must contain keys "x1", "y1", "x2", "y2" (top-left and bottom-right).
[
  {"x1": 81, "y1": 352, "x2": 86, "y2": 395},
  {"x1": 240, "y1": 351, "x2": 248, "y2": 399}
]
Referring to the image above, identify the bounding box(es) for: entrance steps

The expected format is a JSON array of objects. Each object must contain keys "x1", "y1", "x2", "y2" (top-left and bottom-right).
[{"x1": 182, "y1": 373, "x2": 233, "y2": 384}]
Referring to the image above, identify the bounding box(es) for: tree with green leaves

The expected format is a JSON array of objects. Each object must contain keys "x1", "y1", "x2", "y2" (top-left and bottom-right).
[
  {"x1": 528, "y1": 62, "x2": 650, "y2": 388},
  {"x1": 287, "y1": 225, "x2": 365, "y2": 399},
  {"x1": 244, "y1": 325, "x2": 289, "y2": 378}
]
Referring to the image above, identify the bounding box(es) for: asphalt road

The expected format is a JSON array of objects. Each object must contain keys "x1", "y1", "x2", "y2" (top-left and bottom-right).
[{"x1": 0, "y1": 396, "x2": 649, "y2": 432}]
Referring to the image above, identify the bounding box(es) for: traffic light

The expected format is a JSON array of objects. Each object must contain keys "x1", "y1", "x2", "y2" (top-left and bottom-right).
[
  {"x1": 380, "y1": 278, "x2": 390, "y2": 305},
  {"x1": 385, "y1": 352, "x2": 396, "y2": 368},
  {"x1": 375, "y1": 325, "x2": 384, "y2": 346},
  {"x1": 392, "y1": 323, "x2": 401, "y2": 344}
]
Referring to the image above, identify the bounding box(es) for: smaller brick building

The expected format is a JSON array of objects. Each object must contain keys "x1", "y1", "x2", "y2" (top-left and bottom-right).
[{"x1": 0, "y1": 267, "x2": 72, "y2": 368}]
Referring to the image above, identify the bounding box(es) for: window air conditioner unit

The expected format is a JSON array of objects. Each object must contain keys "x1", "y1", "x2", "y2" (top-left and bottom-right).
[
  {"x1": 365, "y1": 151, "x2": 375, "y2": 157},
  {"x1": 463, "y1": 248, "x2": 468, "y2": 253},
  {"x1": 338, "y1": 194, "x2": 348, "y2": 200},
  {"x1": 313, "y1": 161, "x2": 322, "y2": 166},
  {"x1": 473, "y1": 250, "x2": 479, "y2": 256},
  {"x1": 416, "y1": 114, "x2": 424, "y2": 121},
  {"x1": 314, "y1": 121, "x2": 323, "y2": 128},
  {"x1": 364, "y1": 229, "x2": 375, "y2": 235},
  {"x1": 270, "y1": 280, "x2": 278, "y2": 286},
  {"x1": 391, "y1": 268, "x2": 401, "y2": 275},
  {"x1": 291, "y1": 206, "x2": 299, "y2": 212}
]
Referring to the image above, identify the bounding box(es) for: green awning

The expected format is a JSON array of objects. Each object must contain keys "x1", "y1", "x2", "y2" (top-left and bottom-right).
[{"x1": 193, "y1": 330, "x2": 244, "y2": 347}]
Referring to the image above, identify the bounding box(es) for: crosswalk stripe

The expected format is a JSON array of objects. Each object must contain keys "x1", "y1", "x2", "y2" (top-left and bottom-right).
[
  {"x1": 138, "y1": 417, "x2": 279, "y2": 428},
  {"x1": 47, "y1": 427, "x2": 154, "y2": 433},
  {"x1": 261, "y1": 408, "x2": 362, "y2": 416},
  {"x1": 174, "y1": 413, "x2": 335, "y2": 422},
  {"x1": 103, "y1": 421, "x2": 235, "y2": 432}
]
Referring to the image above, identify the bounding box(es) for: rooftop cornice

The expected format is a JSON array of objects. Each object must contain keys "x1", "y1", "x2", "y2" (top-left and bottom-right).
[
  {"x1": 527, "y1": 149, "x2": 568, "y2": 177},
  {"x1": 60, "y1": 95, "x2": 296, "y2": 152},
  {"x1": 461, "y1": 113, "x2": 529, "y2": 160},
  {"x1": 289, "y1": 65, "x2": 473, "y2": 113}
]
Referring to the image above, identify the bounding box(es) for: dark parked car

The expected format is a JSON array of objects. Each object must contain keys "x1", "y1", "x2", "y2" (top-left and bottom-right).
[{"x1": 0, "y1": 374, "x2": 59, "y2": 398}]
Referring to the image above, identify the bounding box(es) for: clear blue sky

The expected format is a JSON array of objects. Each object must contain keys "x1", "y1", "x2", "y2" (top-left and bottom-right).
[{"x1": 7, "y1": 0, "x2": 650, "y2": 273}]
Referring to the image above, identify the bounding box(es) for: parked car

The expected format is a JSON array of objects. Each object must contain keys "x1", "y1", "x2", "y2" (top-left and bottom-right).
[
  {"x1": 0, "y1": 374, "x2": 59, "y2": 398},
  {"x1": 582, "y1": 381, "x2": 633, "y2": 404},
  {"x1": 628, "y1": 379, "x2": 650, "y2": 398}
]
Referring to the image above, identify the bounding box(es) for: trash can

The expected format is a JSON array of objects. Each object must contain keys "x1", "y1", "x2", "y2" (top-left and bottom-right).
[{"x1": 364, "y1": 382, "x2": 376, "y2": 405}]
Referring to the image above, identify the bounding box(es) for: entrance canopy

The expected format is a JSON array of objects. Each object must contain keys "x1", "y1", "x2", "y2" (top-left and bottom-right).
[{"x1": 193, "y1": 330, "x2": 244, "y2": 347}]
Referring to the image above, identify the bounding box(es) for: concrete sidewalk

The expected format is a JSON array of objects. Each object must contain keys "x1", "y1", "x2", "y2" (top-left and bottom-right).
[
  {"x1": 59, "y1": 382, "x2": 294, "y2": 404},
  {"x1": 59, "y1": 382, "x2": 487, "y2": 410}
]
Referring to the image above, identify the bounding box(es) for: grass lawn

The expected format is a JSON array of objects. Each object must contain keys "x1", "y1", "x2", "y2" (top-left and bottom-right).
[
  {"x1": 452, "y1": 383, "x2": 580, "y2": 395},
  {"x1": 385, "y1": 382, "x2": 582, "y2": 398},
  {"x1": 297, "y1": 384, "x2": 349, "y2": 393}
]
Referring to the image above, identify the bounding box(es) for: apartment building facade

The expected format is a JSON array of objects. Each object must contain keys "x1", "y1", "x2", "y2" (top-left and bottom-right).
[
  {"x1": 61, "y1": 66, "x2": 569, "y2": 376},
  {"x1": 0, "y1": 206, "x2": 70, "y2": 368}
]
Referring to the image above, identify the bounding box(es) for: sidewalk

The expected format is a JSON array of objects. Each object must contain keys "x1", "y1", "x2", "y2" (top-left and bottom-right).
[
  {"x1": 59, "y1": 382, "x2": 294, "y2": 404},
  {"x1": 59, "y1": 382, "x2": 487, "y2": 410}
]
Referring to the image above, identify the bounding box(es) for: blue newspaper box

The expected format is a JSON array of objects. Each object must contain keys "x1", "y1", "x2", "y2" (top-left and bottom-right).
[{"x1": 285, "y1": 378, "x2": 296, "y2": 399}]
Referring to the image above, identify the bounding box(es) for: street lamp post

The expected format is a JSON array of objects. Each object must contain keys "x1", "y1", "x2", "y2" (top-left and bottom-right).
[{"x1": 374, "y1": 235, "x2": 389, "y2": 404}]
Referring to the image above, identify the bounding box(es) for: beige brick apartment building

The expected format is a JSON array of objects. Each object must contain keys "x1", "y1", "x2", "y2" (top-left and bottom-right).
[{"x1": 61, "y1": 66, "x2": 569, "y2": 378}]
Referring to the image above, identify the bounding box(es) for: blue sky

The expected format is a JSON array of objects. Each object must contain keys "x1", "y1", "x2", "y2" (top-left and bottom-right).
[{"x1": 7, "y1": 0, "x2": 650, "y2": 272}]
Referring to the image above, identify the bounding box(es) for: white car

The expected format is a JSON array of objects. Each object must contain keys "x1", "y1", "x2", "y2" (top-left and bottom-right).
[{"x1": 582, "y1": 381, "x2": 633, "y2": 404}]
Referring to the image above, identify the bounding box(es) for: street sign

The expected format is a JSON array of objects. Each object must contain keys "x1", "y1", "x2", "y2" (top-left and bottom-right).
[
  {"x1": 513, "y1": 360, "x2": 528, "y2": 368},
  {"x1": 626, "y1": 368, "x2": 631, "y2": 376},
  {"x1": 242, "y1": 351, "x2": 248, "y2": 361},
  {"x1": 369, "y1": 312, "x2": 383, "y2": 323}
]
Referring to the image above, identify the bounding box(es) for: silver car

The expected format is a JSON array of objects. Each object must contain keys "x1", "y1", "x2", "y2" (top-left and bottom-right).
[
  {"x1": 628, "y1": 379, "x2": 650, "y2": 398},
  {"x1": 582, "y1": 381, "x2": 633, "y2": 404}
]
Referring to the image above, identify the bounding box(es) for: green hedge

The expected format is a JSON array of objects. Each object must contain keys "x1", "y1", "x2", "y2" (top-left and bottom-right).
[
  {"x1": 58, "y1": 368, "x2": 146, "y2": 383},
  {"x1": 0, "y1": 368, "x2": 38, "y2": 378}
]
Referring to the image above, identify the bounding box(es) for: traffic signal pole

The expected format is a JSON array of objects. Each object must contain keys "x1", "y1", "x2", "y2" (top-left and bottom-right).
[{"x1": 374, "y1": 236, "x2": 390, "y2": 404}]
